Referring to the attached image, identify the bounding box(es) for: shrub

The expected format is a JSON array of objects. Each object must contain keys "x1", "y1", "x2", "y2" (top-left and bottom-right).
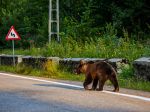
[
  {"x1": 43, "y1": 60, "x2": 59, "y2": 75},
  {"x1": 15, "y1": 63, "x2": 32, "y2": 74}
]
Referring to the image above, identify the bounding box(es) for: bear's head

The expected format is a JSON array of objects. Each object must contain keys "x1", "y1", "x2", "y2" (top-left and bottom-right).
[
  {"x1": 74, "y1": 60, "x2": 87, "y2": 74},
  {"x1": 75, "y1": 60, "x2": 94, "y2": 74}
]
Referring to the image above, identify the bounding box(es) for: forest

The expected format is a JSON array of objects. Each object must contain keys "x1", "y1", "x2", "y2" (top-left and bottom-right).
[{"x1": 0, "y1": 0, "x2": 149, "y2": 60}]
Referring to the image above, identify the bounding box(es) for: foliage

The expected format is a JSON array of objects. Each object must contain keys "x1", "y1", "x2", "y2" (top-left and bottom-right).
[
  {"x1": 0, "y1": 0, "x2": 150, "y2": 49},
  {"x1": 43, "y1": 60, "x2": 59, "y2": 75},
  {"x1": 0, "y1": 25, "x2": 149, "y2": 60},
  {"x1": 0, "y1": 0, "x2": 49, "y2": 48},
  {"x1": 0, "y1": 31, "x2": 149, "y2": 62},
  {"x1": 119, "y1": 65, "x2": 134, "y2": 79},
  {"x1": 15, "y1": 62, "x2": 32, "y2": 75}
]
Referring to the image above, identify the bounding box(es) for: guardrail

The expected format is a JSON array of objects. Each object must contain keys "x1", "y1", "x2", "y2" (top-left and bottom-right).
[
  {"x1": 0, "y1": 55, "x2": 149, "y2": 81},
  {"x1": 133, "y1": 57, "x2": 150, "y2": 81}
]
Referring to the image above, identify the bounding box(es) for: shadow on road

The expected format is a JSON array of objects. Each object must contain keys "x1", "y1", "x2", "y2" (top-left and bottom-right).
[
  {"x1": 33, "y1": 84, "x2": 83, "y2": 90},
  {"x1": 33, "y1": 84, "x2": 115, "y2": 92}
]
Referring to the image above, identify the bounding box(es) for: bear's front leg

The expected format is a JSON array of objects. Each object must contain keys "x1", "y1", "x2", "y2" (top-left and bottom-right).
[
  {"x1": 83, "y1": 74, "x2": 92, "y2": 90},
  {"x1": 97, "y1": 79, "x2": 106, "y2": 91},
  {"x1": 92, "y1": 78, "x2": 98, "y2": 90}
]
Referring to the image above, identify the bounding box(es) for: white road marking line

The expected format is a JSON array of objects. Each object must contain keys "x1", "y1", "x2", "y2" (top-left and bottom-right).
[
  {"x1": 102, "y1": 90, "x2": 150, "y2": 102},
  {"x1": 0, "y1": 72, "x2": 150, "y2": 102},
  {"x1": 0, "y1": 73, "x2": 83, "y2": 89}
]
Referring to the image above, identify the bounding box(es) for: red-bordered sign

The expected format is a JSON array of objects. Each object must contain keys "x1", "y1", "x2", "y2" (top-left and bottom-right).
[{"x1": 5, "y1": 26, "x2": 21, "y2": 41}]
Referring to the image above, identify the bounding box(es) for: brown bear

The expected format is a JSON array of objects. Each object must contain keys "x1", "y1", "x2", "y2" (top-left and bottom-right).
[{"x1": 75, "y1": 60, "x2": 119, "y2": 92}]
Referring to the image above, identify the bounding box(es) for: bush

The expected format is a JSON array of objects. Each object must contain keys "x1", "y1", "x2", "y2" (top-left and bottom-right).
[
  {"x1": 15, "y1": 63, "x2": 32, "y2": 74},
  {"x1": 119, "y1": 65, "x2": 134, "y2": 79},
  {"x1": 43, "y1": 60, "x2": 59, "y2": 75}
]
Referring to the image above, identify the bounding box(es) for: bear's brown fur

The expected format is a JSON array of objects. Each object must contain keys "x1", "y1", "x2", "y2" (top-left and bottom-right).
[{"x1": 75, "y1": 60, "x2": 119, "y2": 92}]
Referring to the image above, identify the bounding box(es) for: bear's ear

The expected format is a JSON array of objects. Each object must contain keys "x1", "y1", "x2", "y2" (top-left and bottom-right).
[{"x1": 80, "y1": 60, "x2": 86, "y2": 65}]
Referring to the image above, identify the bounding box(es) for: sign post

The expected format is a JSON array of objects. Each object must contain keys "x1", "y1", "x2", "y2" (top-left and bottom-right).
[
  {"x1": 12, "y1": 40, "x2": 15, "y2": 66},
  {"x1": 5, "y1": 26, "x2": 21, "y2": 66}
]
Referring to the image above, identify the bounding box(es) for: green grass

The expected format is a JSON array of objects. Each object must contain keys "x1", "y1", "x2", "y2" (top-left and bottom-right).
[
  {"x1": 0, "y1": 64, "x2": 84, "y2": 82},
  {"x1": 0, "y1": 38, "x2": 150, "y2": 62},
  {"x1": 118, "y1": 78, "x2": 150, "y2": 92},
  {"x1": 0, "y1": 64, "x2": 150, "y2": 92}
]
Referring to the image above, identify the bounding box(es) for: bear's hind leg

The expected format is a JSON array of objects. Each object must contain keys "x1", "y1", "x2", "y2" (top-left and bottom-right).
[{"x1": 109, "y1": 74, "x2": 119, "y2": 92}]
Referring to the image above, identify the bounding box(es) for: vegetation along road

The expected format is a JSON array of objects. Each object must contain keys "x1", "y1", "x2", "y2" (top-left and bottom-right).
[{"x1": 0, "y1": 72, "x2": 150, "y2": 112}]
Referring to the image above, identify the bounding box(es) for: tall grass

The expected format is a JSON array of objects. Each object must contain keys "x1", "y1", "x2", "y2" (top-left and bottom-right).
[
  {"x1": 1, "y1": 37, "x2": 149, "y2": 62},
  {"x1": 0, "y1": 24, "x2": 149, "y2": 61}
]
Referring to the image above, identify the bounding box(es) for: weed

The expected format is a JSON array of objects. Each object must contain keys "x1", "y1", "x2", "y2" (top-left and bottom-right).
[
  {"x1": 15, "y1": 63, "x2": 32, "y2": 75},
  {"x1": 42, "y1": 60, "x2": 59, "y2": 78}
]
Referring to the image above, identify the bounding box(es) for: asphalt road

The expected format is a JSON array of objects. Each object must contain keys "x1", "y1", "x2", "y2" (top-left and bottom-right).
[{"x1": 0, "y1": 72, "x2": 150, "y2": 112}]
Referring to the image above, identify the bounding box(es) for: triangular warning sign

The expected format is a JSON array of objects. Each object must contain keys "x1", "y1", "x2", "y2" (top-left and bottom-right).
[{"x1": 6, "y1": 26, "x2": 21, "y2": 41}]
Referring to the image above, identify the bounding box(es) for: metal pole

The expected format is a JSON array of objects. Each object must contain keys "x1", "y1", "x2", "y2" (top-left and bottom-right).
[
  {"x1": 49, "y1": 0, "x2": 52, "y2": 43},
  {"x1": 12, "y1": 40, "x2": 15, "y2": 66},
  {"x1": 56, "y1": 0, "x2": 60, "y2": 42},
  {"x1": 49, "y1": 0, "x2": 60, "y2": 43}
]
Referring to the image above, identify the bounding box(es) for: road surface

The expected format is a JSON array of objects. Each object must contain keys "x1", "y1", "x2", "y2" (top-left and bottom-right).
[{"x1": 0, "y1": 72, "x2": 150, "y2": 112}]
